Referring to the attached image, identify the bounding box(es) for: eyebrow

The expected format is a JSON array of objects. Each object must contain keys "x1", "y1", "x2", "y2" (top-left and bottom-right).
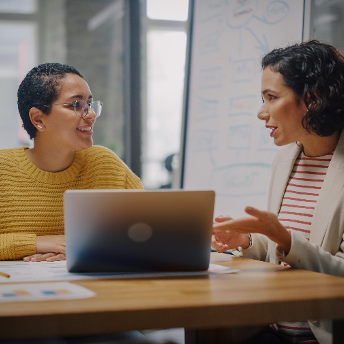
[
  {"x1": 69, "y1": 94, "x2": 93, "y2": 100},
  {"x1": 261, "y1": 89, "x2": 276, "y2": 96}
]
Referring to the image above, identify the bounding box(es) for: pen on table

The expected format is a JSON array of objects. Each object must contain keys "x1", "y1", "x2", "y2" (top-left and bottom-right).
[{"x1": 0, "y1": 271, "x2": 10, "y2": 278}]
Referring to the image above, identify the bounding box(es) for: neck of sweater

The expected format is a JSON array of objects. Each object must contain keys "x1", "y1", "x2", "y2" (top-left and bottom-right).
[{"x1": 15, "y1": 147, "x2": 85, "y2": 184}]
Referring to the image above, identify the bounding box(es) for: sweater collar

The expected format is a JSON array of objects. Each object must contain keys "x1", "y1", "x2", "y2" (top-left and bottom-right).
[{"x1": 15, "y1": 147, "x2": 85, "y2": 184}]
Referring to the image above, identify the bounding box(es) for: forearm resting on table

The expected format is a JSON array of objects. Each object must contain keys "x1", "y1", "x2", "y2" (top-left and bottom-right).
[
  {"x1": 24, "y1": 235, "x2": 66, "y2": 261},
  {"x1": 36, "y1": 235, "x2": 66, "y2": 254},
  {"x1": 0, "y1": 233, "x2": 36, "y2": 260},
  {"x1": 0, "y1": 233, "x2": 66, "y2": 261}
]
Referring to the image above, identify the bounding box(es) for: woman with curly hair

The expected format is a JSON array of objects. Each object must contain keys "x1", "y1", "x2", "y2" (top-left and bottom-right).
[{"x1": 212, "y1": 40, "x2": 344, "y2": 344}]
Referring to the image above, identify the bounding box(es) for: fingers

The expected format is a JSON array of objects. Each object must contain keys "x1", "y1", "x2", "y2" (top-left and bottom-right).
[
  {"x1": 212, "y1": 216, "x2": 259, "y2": 235},
  {"x1": 214, "y1": 215, "x2": 232, "y2": 223},
  {"x1": 57, "y1": 245, "x2": 66, "y2": 254},
  {"x1": 213, "y1": 220, "x2": 234, "y2": 232},
  {"x1": 213, "y1": 221, "x2": 226, "y2": 231},
  {"x1": 244, "y1": 206, "x2": 278, "y2": 227},
  {"x1": 24, "y1": 253, "x2": 53, "y2": 261},
  {"x1": 23, "y1": 253, "x2": 66, "y2": 262},
  {"x1": 211, "y1": 235, "x2": 229, "y2": 253},
  {"x1": 46, "y1": 253, "x2": 66, "y2": 262},
  {"x1": 25, "y1": 253, "x2": 56, "y2": 261},
  {"x1": 244, "y1": 206, "x2": 262, "y2": 218},
  {"x1": 212, "y1": 241, "x2": 229, "y2": 253}
]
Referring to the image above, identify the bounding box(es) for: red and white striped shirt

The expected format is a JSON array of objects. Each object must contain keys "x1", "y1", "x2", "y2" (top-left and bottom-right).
[{"x1": 272, "y1": 151, "x2": 333, "y2": 344}]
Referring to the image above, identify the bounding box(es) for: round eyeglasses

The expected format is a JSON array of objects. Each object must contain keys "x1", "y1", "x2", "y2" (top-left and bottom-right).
[{"x1": 48, "y1": 100, "x2": 103, "y2": 118}]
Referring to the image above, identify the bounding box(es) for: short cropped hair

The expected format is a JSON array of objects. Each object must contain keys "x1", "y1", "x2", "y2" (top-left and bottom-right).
[
  {"x1": 17, "y1": 63, "x2": 83, "y2": 139},
  {"x1": 262, "y1": 40, "x2": 344, "y2": 136}
]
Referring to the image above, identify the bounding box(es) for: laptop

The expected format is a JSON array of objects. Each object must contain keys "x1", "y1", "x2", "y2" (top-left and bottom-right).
[{"x1": 64, "y1": 189, "x2": 215, "y2": 273}]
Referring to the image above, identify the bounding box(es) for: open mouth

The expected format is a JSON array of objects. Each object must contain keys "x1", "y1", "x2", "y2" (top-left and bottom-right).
[
  {"x1": 266, "y1": 126, "x2": 277, "y2": 137},
  {"x1": 77, "y1": 126, "x2": 93, "y2": 132}
]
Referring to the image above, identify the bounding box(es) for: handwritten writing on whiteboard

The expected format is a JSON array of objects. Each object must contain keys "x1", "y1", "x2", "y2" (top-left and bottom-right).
[
  {"x1": 227, "y1": 125, "x2": 251, "y2": 150},
  {"x1": 183, "y1": 0, "x2": 305, "y2": 217},
  {"x1": 225, "y1": 0, "x2": 257, "y2": 29},
  {"x1": 231, "y1": 59, "x2": 257, "y2": 82},
  {"x1": 196, "y1": 96, "x2": 219, "y2": 121},
  {"x1": 198, "y1": 67, "x2": 223, "y2": 89},
  {"x1": 199, "y1": 31, "x2": 221, "y2": 54},
  {"x1": 211, "y1": 163, "x2": 270, "y2": 197},
  {"x1": 228, "y1": 95, "x2": 256, "y2": 117},
  {"x1": 192, "y1": 130, "x2": 218, "y2": 152},
  {"x1": 263, "y1": 1, "x2": 289, "y2": 24}
]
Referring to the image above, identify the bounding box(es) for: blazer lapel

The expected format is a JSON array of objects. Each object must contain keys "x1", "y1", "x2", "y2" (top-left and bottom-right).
[{"x1": 310, "y1": 132, "x2": 344, "y2": 245}]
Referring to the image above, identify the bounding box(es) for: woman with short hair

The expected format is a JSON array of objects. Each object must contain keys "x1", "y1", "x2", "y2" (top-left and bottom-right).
[{"x1": 0, "y1": 63, "x2": 143, "y2": 262}]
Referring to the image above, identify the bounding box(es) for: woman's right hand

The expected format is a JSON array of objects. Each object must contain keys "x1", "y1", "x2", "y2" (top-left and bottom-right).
[
  {"x1": 212, "y1": 215, "x2": 249, "y2": 252},
  {"x1": 36, "y1": 234, "x2": 66, "y2": 255},
  {"x1": 23, "y1": 235, "x2": 66, "y2": 262},
  {"x1": 23, "y1": 253, "x2": 66, "y2": 262}
]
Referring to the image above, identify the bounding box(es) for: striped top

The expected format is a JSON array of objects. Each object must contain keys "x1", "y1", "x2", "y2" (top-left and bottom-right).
[{"x1": 272, "y1": 151, "x2": 333, "y2": 343}]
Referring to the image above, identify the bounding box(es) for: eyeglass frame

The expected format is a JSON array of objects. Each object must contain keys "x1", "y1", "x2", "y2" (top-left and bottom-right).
[{"x1": 44, "y1": 99, "x2": 103, "y2": 118}]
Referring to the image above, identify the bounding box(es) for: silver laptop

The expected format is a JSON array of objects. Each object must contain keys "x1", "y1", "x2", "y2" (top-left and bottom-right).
[{"x1": 64, "y1": 189, "x2": 215, "y2": 273}]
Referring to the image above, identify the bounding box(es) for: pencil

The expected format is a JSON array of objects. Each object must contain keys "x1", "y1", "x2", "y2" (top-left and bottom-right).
[{"x1": 0, "y1": 271, "x2": 10, "y2": 278}]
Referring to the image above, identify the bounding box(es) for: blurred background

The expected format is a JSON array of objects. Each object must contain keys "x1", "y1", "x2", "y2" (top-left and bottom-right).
[{"x1": 0, "y1": 0, "x2": 343, "y2": 189}]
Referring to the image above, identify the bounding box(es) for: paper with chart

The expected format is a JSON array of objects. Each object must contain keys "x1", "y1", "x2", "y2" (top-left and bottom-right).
[
  {"x1": 0, "y1": 260, "x2": 238, "y2": 283},
  {"x1": 0, "y1": 282, "x2": 95, "y2": 302},
  {"x1": 183, "y1": 0, "x2": 306, "y2": 217}
]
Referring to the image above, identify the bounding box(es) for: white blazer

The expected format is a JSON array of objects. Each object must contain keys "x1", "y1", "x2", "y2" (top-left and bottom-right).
[{"x1": 243, "y1": 131, "x2": 344, "y2": 344}]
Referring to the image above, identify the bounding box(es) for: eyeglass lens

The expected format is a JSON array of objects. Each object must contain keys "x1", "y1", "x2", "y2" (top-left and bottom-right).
[{"x1": 74, "y1": 100, "x2": 102, "y2": 118}]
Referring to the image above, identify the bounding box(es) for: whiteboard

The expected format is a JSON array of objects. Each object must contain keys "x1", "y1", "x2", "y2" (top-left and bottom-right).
[{"x1": 181, "y1": 0, "x2": 309, "y2": 217}]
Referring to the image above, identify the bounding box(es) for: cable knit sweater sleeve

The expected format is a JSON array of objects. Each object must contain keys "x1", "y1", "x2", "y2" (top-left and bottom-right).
[
  {"x1": 0, "y1": 148, "x2": 39, "y2": 260},
  {"x1": 0, "y1": 146, "x2": 143, "y2": 260},
  {"x1": 0, "y1": 233, "x2": 36, "y2": 261}
]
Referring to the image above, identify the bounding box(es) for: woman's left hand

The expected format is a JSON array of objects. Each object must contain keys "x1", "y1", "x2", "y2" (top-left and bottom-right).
[
  {"x1": 23, "y1": 253, "x2": 66, "y2": 262},
  {"x1": 213, "y1": 206, "x2": 292, "y2": 253}
]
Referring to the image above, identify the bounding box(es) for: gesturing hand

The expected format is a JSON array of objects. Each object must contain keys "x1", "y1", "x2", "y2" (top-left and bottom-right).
[
  {"x1": 212, "y1": 215, "x2": 249, "y2": 252},
  {"x1": 213, "y1": 207, "x2": 291, "y2": 253}
]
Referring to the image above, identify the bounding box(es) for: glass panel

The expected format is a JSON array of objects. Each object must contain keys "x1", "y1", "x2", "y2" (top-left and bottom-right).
[
  {"x1": 0, "y1": 0, "x2": 126, "y2": 159},
  {"x1": 0, "y1": 0, "x2": 37, "y2": 14},
  {"x1": 0, "y1": 22, "x2": 37, "y2": 148},
  {"x1": 147, "y1": 0, "x2": 189, "y2": 21},
  {"x1": 313, "y1": 0, "x2": 344, "y2": 51},
  {"x1": 142, "y1": 30, "x2": 187, "y2": 189},
  {"x1": 64, "y1": 0, "x2": 125, "y2": 157}
]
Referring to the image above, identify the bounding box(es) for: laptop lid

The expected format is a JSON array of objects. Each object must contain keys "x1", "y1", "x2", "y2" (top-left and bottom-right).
[{"x1": 64, "y1": 189, "x2": 215, "y2": 273}]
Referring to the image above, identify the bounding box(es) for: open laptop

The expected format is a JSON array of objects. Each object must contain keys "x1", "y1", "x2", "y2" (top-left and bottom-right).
[{"x1": 64, "y1": 189, "x2": 215, "y2": 273}]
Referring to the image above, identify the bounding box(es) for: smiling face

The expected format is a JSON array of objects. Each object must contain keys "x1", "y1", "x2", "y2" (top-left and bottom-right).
[
  {"x1": 40, "y1": 73, "x2": 96, "y2": 153},
  {"x1": 258, "y1": 67, "x2": 308, "y2": 147}
]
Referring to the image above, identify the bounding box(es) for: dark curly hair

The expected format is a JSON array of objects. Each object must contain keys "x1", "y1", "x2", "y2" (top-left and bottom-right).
[
  {"x1": 262, "y1": 40, "x2": 344, "y2": 136},
  {"x1": 17, "y1": 62, "x2": 83, "y2": 139}
]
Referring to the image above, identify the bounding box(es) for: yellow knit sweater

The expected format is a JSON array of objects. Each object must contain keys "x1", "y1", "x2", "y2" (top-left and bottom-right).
[{"x1": 0, "y1": 145, "x2": 143, "y2": 260}]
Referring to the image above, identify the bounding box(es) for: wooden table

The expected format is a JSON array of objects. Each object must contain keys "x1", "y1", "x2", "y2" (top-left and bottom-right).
[{"x1": 1, "y1": 253, "x2": 344, "y2": 343}]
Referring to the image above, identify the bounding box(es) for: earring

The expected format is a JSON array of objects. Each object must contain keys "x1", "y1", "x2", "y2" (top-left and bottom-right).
[{"x1": 37, "y1": 125, "x2": 42, "y2": 129}]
